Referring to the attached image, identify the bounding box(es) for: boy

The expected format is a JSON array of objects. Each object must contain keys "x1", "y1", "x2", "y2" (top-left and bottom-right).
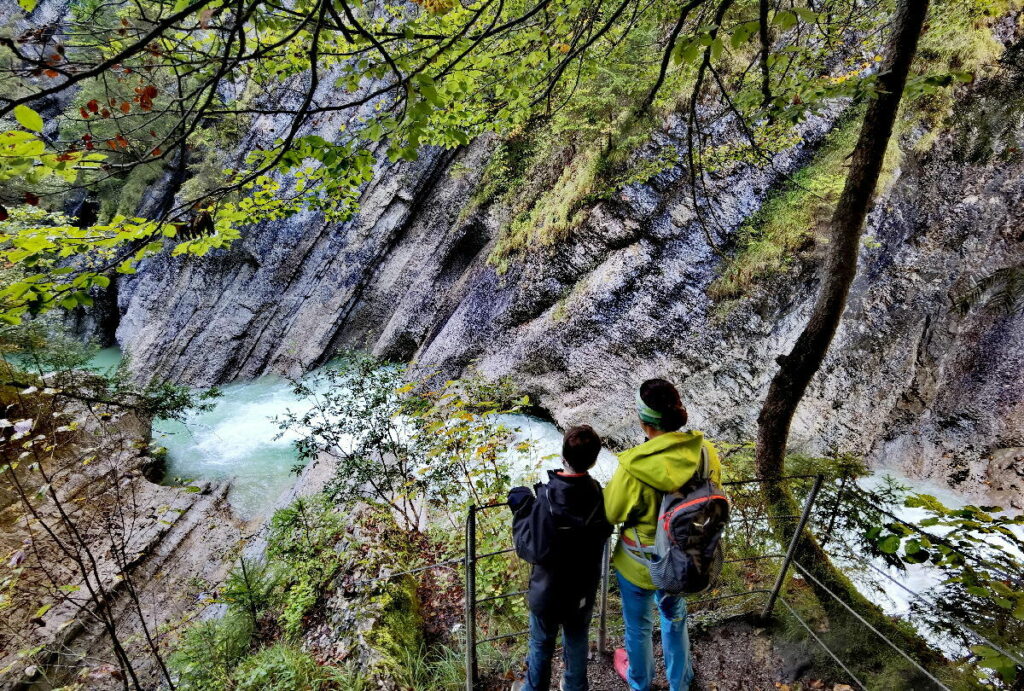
[{"x1": 508, "y1": 425, "x2": 613, "y2": 691}]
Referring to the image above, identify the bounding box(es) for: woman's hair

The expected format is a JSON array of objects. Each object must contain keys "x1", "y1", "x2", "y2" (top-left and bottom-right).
[{"x1": 639, "y1": 378, "x2": 688, "y2": 432}]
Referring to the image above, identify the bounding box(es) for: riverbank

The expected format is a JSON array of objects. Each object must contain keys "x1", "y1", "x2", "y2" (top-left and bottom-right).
[{"x1": 0, "y1": 387, "x2": 250, "y2": 690}]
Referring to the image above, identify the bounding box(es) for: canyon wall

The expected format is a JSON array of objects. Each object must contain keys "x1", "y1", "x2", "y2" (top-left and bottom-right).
[{"x1": 109, "y1": 38, "x2": 1024, "y2": 508}]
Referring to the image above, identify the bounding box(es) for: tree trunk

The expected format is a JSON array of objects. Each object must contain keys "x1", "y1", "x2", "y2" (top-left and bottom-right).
[{"x1": 755, "y1": 0, "x2": 943, "y2": 671}]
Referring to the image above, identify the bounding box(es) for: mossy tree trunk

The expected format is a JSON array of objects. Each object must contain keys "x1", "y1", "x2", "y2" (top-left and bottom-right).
[{"x1": 754, "y1": 0, "x2": 942, "y2": 666}]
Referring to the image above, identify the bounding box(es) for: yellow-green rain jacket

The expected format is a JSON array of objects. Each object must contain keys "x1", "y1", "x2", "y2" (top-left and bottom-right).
[{"x1": 604, "y1": 431, "x2": 722, "y2": 590}]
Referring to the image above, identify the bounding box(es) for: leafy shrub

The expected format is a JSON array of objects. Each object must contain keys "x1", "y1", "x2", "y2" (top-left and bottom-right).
[
  {"x1": 168, "y1": 610, "x2": 254, "y2": 690},
  {"x1": 277, "y1": 354, "x2": 531, "y2": 532},
  {"x1": 263, "y1": 495, "x2": 347, "y2": 640},
  {"x1": 279, "y1": 576, "x2": 318, "y2": 640},
  {"x1": 232, "y1": 643, "x2": 328, "y2": 691},
  {"x1": 267, "y1": 494, "x2": 345, "y2": 563}
]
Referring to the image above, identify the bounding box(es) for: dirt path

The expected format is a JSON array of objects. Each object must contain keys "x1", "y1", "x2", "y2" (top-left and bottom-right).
[{"x1": 488, "y1": 617, "x2": 845, "y2": 690}]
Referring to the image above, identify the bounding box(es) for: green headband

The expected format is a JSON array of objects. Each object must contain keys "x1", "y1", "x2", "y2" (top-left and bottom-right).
[{"x1": 635, "y1": 389, "x2": 663, "y2": 427}]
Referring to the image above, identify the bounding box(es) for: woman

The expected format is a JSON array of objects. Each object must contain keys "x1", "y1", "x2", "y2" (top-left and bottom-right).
[{"x1": 604, "y1": 378, "x2": 723, "y2": 691}]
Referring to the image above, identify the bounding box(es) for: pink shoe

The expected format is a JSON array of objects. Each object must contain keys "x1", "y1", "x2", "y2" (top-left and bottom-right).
[{"x1": 613, "y1": 648, "x2": 630, "y2": 684}]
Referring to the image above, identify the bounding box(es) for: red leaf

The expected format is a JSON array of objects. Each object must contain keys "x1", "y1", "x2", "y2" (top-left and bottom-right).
[
  {"x1": 143, "y1": 85, "x2": 158, "y2": 98},
  {"x1": 120, "y1": 102, "x2": 130, "y2": 114},
  {"x1": 151, "y1": 147, "x2": 162, "y2": 156},
  {"x1": 80, "y1": 107, "x2": 89, "y2": 119},
  {"x1": 44, "y1": 69, "x2": 59, "y2": 78},
  {"x1": 149, "y1": 130, "x2": 157, "y2": 137},
  {"x1": 24, "y1": 193, "x2": 39, "y2": 206},
  {"x1": 85, "y1": 141, "x2": 94, "y2": 150},
  {"x1": 86, "y1": 99, "x2": 99, "y2": 113},
  {"x1": 100, "y1": 108, "x2": 110, "y2": 118},
  {"x1": 82, "y1": 133, "x2": 92, "y2": 141}
]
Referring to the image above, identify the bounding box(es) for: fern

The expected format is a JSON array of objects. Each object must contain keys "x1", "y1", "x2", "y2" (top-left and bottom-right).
[{"x1": 954, "y1": 265, "x2": 1024, "y2": 315}]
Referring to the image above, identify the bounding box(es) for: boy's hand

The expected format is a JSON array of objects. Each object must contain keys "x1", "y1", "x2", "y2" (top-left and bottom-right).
[{"x1": 507, "y1": 486, "x2": 533, "y2": 512}]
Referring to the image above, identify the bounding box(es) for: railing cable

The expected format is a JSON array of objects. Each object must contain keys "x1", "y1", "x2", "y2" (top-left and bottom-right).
[
  {"x1": 834, "y1": 547, "x2": 1024, "y2": 667},
  {"x1": 778, "y1": 597, "x2": 868, "y2": 691},
  {"x1": 792, "y1": 560, "x2": 951, "y2": 690},
  {"x1": 350, "y1": 555, "x2": 464, "y2": 587}
]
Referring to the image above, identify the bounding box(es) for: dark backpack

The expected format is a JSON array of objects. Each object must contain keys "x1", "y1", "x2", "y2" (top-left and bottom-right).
[{"x1": 624, "y1": 446, "x2": 730, "y2": 594}]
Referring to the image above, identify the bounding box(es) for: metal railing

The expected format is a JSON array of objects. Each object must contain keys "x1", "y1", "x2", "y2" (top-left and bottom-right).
[{"x1": 313, "y1": 470, "x2": 1003, "y2": 690}]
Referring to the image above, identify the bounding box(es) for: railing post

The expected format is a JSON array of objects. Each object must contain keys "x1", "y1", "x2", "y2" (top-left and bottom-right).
[
  {"x1": 762, "y1": 474, "x2": 824, "y2": 619},
  {"x1": 597, "y1": 538, "x2": 610, "y2": 654},
  {"x1": 465, "y1": 506, "x2": 478, "y2": 690}
]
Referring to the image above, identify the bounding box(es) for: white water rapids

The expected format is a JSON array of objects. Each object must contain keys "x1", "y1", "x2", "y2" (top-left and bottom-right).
[{"x1": 149, "y1": 367, "x2": 620, "y2": 518}]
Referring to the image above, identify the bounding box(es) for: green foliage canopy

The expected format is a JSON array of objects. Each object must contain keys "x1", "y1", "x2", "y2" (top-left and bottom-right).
[{"x1": 0, "y1": 0, "x2": 988, "y2": 321}]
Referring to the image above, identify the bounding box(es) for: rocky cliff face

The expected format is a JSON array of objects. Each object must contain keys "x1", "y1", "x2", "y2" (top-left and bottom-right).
[{"x1": 111, "y1": 42, "x2": 1024, "y2": 508}]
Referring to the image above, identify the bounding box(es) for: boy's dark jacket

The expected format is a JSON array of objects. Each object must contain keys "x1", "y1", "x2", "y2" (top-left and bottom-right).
[{"x1": 510, "y1": 470, "x2": 613, "y2": 617}]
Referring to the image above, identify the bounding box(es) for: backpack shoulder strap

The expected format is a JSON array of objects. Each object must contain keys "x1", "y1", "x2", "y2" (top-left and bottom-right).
[
  {"x1": 622, "y1": 526, "x2": 658, "y2": 565},
  {"x1": 698, "y1": 444, "x2": 710, "y2": 480}
]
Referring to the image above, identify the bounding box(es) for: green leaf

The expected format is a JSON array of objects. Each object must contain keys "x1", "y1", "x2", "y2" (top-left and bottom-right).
[
  {"x1": 710, "y1": 37, "x2": 724, "y2": 60},
  {"x1": 730, "y1": 20, "x2": 759, "y2": 49},
  {"x1": 673, "y1": 38, "x2": 699, "y2": 65},
  {"x1": 365, "y1": 121, "x2": 383, "y2": 142},
  {"x1": 877, "y1": 535, "x2": 901, "y2": 554},
  {"x1": 972, "y1": 646, "x2": 1018, "y2": 683},
  {"x1": 33, "y1": 603, "x2": 51, "y2": 618},
  {"x1": 903, "y1": 550, "x2": 929, "y2": 564},
  {"x1": 18, "y1": 0, "x2": 38, "y2": 11},
  {"x1": 414, "y1": 74, "x2": 442, "y2": 106},
  {"x1": 793, "y1": 7, "x2": 818, "y2": 22},
  {"x1": 14, "y1": 105, "x2": 44, "y2": 132},
  {"x1": 772, "y1": 10, "x2": 797, "y2": 30}
]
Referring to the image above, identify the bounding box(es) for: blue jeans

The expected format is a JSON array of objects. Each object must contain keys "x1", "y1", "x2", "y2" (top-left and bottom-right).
[
  {"x1": 616, "y1": 571, "x2": 693, "y2": 691},
  {"x1": 524, "y1": 605, "x2": 592, "y2": 691}
]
